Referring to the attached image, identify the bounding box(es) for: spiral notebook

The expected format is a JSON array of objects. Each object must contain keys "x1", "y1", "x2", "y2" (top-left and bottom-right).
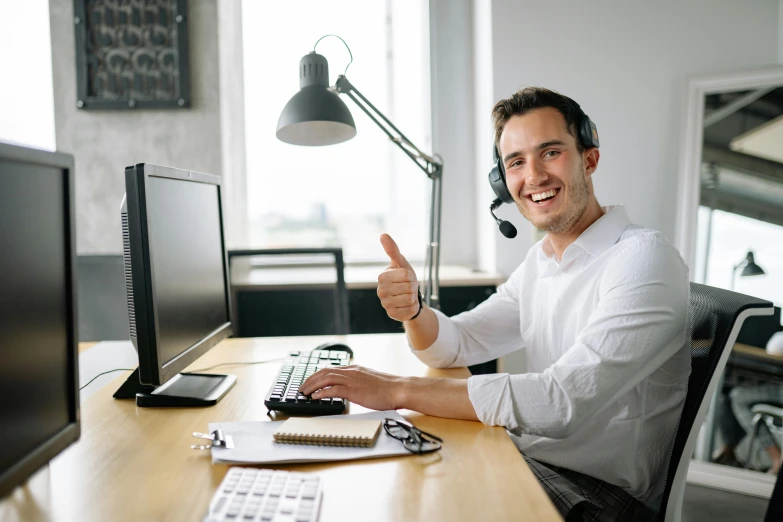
[{"x1": 273, "y1": 418, "x2": 382, "y2": 448}]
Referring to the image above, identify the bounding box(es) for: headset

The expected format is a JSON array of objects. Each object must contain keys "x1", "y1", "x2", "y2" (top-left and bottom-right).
[{"x1": 488, "y1": 100, "x2": 600, "y2": 238}]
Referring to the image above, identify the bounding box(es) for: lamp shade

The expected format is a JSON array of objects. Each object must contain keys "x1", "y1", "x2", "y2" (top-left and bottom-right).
[
  {"x1": 276, "y1": 52, "x2": 356, "y2": 146},
  {"x1": 740, "y1": 251, "x2": 765, "y2": 277}
]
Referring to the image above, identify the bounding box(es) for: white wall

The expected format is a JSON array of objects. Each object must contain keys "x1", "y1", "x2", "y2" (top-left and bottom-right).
[
  {"x1": 483, "y1": 0, "x2": 781, "y2": 276},
  {"x1": 779, "y1": 0, "x2": 783, "y2": 63}
]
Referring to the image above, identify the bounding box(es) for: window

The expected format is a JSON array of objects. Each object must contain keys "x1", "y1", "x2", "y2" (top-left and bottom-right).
[
  {"x1": 0, "y1": 0, "x2": 56, "y2": 151},
  {"x1": 695, "y1": 206, "x2": 783, "y2": 306},
  {"x1": 242, "y1": 0, "x2": 431, "y2": 262}
]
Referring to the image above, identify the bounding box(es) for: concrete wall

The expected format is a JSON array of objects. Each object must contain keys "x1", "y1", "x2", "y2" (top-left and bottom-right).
[
  {"x1": 49, "y1": 0, "x2": 226, "y2": 254},
  {"x1": 485, "y1": 0, "x2": 781, "y2": 276}
]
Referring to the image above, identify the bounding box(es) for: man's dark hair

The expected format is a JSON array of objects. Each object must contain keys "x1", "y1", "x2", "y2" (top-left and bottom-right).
[{"x1": 492, "y1": 87, "x2": 586, "y2": 153}]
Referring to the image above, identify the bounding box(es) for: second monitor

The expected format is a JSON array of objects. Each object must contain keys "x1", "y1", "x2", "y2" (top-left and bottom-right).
[{"x1": 115, "y1": 163, "x2": 235, "y2": 407}]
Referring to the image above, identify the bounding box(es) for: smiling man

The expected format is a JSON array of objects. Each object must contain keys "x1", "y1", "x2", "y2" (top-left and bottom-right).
[{"x1": 300, "y1": 87, "x2": 690, "y2": 522}]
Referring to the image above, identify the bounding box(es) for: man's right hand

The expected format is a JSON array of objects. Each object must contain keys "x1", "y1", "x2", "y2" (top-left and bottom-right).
[{"x1": 377, "y1": 234, "x2": 421, "y2": 322}]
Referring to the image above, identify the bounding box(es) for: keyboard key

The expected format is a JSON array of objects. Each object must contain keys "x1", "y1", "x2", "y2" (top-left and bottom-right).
[
  {"x1": 211, "y1": 495, "x2": 228, "y2": 513},
  {"x1": 210, "y1": 467, "x2": 321, "y2": 521}
]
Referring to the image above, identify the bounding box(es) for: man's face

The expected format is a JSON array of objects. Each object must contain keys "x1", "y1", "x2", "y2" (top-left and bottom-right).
[{"x1": 498, "y1": 107, "x2": 597, "y2": 234}]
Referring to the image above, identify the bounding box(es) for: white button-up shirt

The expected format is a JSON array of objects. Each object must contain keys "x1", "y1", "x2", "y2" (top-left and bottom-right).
[{"x1": 413, "y1": 206, "x2": 690, "y2": 507}]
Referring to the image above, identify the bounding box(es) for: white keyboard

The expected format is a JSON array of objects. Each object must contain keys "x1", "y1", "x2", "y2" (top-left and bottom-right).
[{"x1": 205, "y1": 468, "x2": 323, "y2": 522}]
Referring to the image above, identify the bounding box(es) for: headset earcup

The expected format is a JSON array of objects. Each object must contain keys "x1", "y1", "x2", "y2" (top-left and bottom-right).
[
  {"x1": 580, "y1": 116, "x2": 600, "y2": 149},
  {"x1": 488, "y1": 162, "x2": 515, "y2": 204}
]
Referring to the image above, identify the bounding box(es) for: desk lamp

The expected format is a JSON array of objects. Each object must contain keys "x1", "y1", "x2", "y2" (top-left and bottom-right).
[
  {"x1": 276, "y1": 36, "x2": 443, "y2": 309},
  {"x1": 731, "y1": 251, "x2": 765, "y2": 291}
]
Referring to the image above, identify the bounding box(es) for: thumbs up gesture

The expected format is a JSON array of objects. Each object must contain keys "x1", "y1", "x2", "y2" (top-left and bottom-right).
[{"x1": 377, "y1": 234, "x2": 422, "y2": 322}]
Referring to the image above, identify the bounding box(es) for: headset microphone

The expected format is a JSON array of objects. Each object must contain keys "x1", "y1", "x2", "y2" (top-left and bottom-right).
[{"x1": 490, "y1": 198, "x2": 517, "y2": 238}]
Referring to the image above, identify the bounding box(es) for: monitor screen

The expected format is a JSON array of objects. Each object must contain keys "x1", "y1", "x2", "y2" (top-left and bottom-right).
[
  {"x1": 0, "y1": 145, "x2": 78, "y2": 498},
  {"x1": 145, "y1": 176, "x2": 229, "y2": 368}
]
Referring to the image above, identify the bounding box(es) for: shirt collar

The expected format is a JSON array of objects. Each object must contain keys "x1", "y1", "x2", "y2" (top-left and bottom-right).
[
  {"x1": 540, "y1": 205, "x2": 631, "y2": 260},
  {"x1": 572, "y1": 205, "x2": 631, "y2": 258}
]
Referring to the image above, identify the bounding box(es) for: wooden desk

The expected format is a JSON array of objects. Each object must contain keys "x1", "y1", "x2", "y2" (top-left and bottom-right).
[
  {"x1": 730, "y1": 343, "x2": 783, "y2": 382},
  {"x1": 230, "y1": 263, "x2": 505, "y2": 291},
  {"x1": 78, "y1": 342, "x2": 97, "y2": 353},
  {"x1": 229, "y1": 264, "x2": 504, "y2": 346},
  {"x1": 40, "y1": 335, "x2": 561, "y2": 522}
]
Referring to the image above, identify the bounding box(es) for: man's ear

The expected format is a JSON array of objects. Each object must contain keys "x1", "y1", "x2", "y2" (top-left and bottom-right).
[{"x1": 583, "y1": 148, "x2": 600, "y2": 177}]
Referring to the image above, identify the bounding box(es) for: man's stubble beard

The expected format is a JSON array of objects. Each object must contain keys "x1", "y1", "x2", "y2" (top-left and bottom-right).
[{"x1": 515, "y1": 164, "x2": 591, "y2": 234}]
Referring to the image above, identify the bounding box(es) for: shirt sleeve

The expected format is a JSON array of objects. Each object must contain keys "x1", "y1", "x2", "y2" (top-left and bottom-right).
[
  {"x1": 411, "y1": 265, "x2": 524, "y2": 368},
  {"x1": 467, "y1": 235, "x2": 689, "y2": 439}
]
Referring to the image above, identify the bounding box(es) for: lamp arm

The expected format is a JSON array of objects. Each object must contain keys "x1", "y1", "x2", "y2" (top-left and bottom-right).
[
  {"x1": 334, "y1": 75, "x2": 442, "y2": 308},
  {"x1": 336, "y1": 75, "x2": 442, "y2": 179}
]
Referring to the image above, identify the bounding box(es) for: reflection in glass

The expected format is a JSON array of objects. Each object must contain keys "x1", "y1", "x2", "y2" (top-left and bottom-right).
[{"x1": 694, "y1": 87, "x2": 783, "y2": 477}]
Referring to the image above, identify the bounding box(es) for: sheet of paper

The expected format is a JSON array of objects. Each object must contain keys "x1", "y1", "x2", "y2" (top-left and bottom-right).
[{"x1": 209, "y1": 410, "x2": 411, "y2": 465}]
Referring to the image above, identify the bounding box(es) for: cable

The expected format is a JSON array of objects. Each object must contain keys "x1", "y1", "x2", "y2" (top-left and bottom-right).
[
  {"x1": 79, "y1": 358, "x2": 285, "y2": 391},
  {"x1": 313, "y1": 34, "x2": 353, "y2": 76},
  {"x1": 188, "y1": 358, "x2": 285, "y2": 373},
  {"x1": 80, "y1": 368, "x2": 134, "y2": 390}
]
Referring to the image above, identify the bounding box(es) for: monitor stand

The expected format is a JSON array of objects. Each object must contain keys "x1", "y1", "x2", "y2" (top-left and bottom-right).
[{"x1": 113, "y1": 368, "x2": 237, "y2": 407}]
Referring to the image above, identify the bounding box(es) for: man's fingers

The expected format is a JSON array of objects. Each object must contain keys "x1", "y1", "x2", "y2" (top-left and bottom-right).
[
  {"x1": 312, "y1": 385, "x2": 349, "y2": 400},
  {"x1": 378, "y1": 268, "x2": 416, "y2": 285},
  {"x1": 299, "y1": 370, "x2": 347, "y2": 395},
  {"x1": 383, "y1": 293, "x2": 419, "y2": 309},
  {"x1": 392, "y1": 304, "x2": 419, "y2": 319},
  {"x1": 380, "y1": 234, "x2": 412, "y2": 270},
  {"x1": 377, "y1": 281, "x2": 418, "y2": 299}
]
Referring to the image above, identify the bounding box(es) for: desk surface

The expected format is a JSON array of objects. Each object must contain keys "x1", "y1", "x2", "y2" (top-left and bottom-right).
[
  {"x1": 231, "y1": 264, "x2": 505, "y2": 291},
  {"x1": 37, "y1": 335, "x2": 560, "y2": 522},
  {"x1": 733, "y1": 342, "x2": 783, "y2": 365},
  {"x1": 730, "y1": 343, "x2": 783, "y2": 382}
]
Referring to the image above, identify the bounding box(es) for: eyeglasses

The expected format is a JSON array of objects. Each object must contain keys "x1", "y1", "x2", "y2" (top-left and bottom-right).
[{"x1": 383, "y1": 418, "x2": 443, "y2": 455}]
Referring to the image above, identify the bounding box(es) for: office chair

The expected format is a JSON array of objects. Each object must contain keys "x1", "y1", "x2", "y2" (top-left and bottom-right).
[
  {"x1": 746, "y1": 404, "x2": 783, "y2": 471},
  {"x1": 657, "y1": 283, "x2": 773, "y2": 522},
  {"x1": 76, "y1": 255, "x2": 131, "y2": 341},
  {"x1": 227, "y1": 248, "x2": 350, "y2": 336},
  {"x1": 766, "y1": 461, "x2": 783, "y2": 521}
]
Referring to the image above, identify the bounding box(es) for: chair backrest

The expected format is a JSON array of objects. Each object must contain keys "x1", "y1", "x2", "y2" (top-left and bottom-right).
[
  {"x1": 227, "y1": 248, "x2": 350, "y2": 336},
  {"x1": 76, "y1": 255, "x2": 131, "y2": 342},
  {"x1": 658, "y1": 283, "x2": 772, "y2": 522}
]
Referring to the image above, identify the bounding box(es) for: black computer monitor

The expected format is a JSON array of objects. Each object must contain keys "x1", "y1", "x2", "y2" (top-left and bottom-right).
[
  {"x1": 114, "y1": 163, "x2": 235, "y2": 407},
  {"x1": 0, "y1": 142, "x2": 80, "y2": 499}
]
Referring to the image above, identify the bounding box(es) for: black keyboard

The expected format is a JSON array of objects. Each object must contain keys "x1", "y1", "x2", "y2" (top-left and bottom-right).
[{"x1": 264, "y1": 349, "x2": 351, "y2": 415}]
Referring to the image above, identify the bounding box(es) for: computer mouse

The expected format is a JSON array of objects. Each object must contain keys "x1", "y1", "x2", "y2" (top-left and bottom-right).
[{"x1": 314, "y1": 342, "x2": 353, "y2": 358}]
